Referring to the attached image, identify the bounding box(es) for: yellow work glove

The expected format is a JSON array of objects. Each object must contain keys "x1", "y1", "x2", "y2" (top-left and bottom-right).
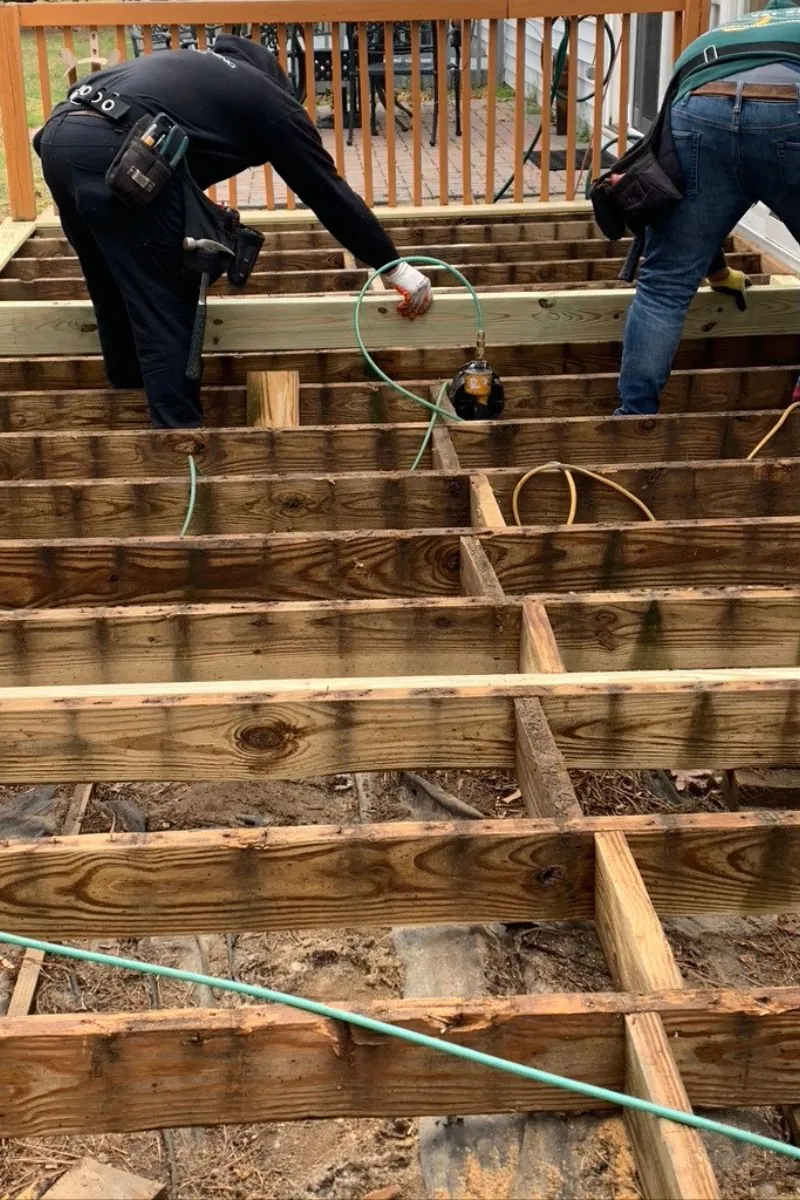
[{"x1": 705, "y1": 267, "x2": 752, "y2": 313}]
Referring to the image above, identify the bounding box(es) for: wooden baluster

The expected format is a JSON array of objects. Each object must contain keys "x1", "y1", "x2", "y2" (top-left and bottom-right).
[
  {"x1": 513, "y1": 19, "x2": 526, "y2": 202},
  {"x1": 461, "y1": 19, "x2": 472, "y2": 204},
  {"x1": 0, "y1": 4, "x2": 36, "y2": 220},
  {"x1": 170, "y1": 24, "x2": 180, "y2": 52},
  {"x1": 63, "y1": 25, "x2": 77, "y2": 85},
  {"x1": 411, "y1": 20, "x2": 422, "y2": 206},
  {"x1": 89, "y1": 26, "x2": 101, "y2": 72},
  {"x1": 565, "y1": 17, "x2": 578, "y2": 200},
  {"x1": 437, "y1": 20, "x2": 448, "y2": 205},
  {"x1": 35, "y1": 28, "x2": 52, "y2": 120},
  {"x1": 484, "y1": 19, "x2": 498, "y2": 203},
  {"x1": 357, "y1": 22, "x2": 373, "y2": 207},
  {"x1": 617, "y1": 13, "x2": 630, "y2": 156},
  {"x1": 303, "y1": 22, "x2": 316, "y2": 124},
  {"x1": 591, "y1": 16, "x2": 605, "y2": 180},
  {"x1": 540, "y1": 17, "x2": 553, "y2": 201},
  {"x1": 142, "y1": 25, "x2": 153, "y2": 55},
  {"x1": 384, "y1": 22, "x2": 396, "y2": 206},
  {"x1": 115, "y1": 24, "x2": 127, "y2": 61},
  {"x1": 332, "y1": 23, "x2": 346, "y2": 177},
  {"x1": 672, "y1": 10, "x2": 684, "y2": 61},
  {"x1": 277, "y1": 23, "x2": 295, "y2": 209}
]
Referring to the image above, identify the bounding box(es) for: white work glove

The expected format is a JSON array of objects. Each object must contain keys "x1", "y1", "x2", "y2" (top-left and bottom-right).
[{"x1": 383, "y1": 262, "x2": 432, "y2": 319}]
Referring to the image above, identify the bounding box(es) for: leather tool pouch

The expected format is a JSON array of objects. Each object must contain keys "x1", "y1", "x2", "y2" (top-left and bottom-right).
[
  {"x1": 591, "y1": 149, "x2": 683, "y2": 240},
  {"x1": 106, "y1": 115, "x2": 176, "y2": 207},
  {"x1": 182, "y1": 180, "x2": 264, "y2": 286}
]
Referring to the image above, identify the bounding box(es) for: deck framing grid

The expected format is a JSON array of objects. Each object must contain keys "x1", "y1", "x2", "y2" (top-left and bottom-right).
[{"x1": 0, "y1": 204, "x2": 799, "y2": 1197}]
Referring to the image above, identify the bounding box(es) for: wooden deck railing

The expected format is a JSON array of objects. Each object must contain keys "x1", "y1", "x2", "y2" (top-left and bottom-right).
[{"x1": 0, "y1": 0, "x2": 704, "y2": 221}]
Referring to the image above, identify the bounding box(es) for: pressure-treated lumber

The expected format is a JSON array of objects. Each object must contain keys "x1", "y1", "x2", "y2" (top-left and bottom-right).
[
  {"x1": 594, "y1": 833, "x2": 718, "y2": 1199},
  {"x1": 0, "y1": 220, "x2": 36, "y2": 274},
  {"x1": 0, "y1": 473, "x2": 476, "y2": 538},
  {"x1": 1, "y1": 668, "x2": 799, "y2": 780},
  {"x1": 543, "y1": 588, "x2": 800, "y2": 671},
  {"x1": 2, "y1": 409, "x2": 794, "y2": 481},
  {"x1": 0, "y1": 812, "x2": 796, "y2": 937},
  {"x1": 8, "y1": 519, "x2": 800, "y2": 609},
  {"x1": 5, "y1": 781, "x2": 93, "y2": 1018},
  {"x1": 1, "y1": 285, "x2": 794, "y2": 357},
  {"x1": 625, "y1": 1013, "x2": 721, "y2": 1200},
  {"x1": 0, "y1": 988, "x2": 797, "y2": 1138},
  {"x1": 0, "y1": 599, "x2": 521, "y2": 686},
  {"x1": 1, "y1": 333, "x2": 796, "y2": 392},
  {"x1": 0, "y1": 366, "x2": 794, "y2": 432},
  {"x1": 247, "y1": 371, "x2": 300, "y2": 428}
]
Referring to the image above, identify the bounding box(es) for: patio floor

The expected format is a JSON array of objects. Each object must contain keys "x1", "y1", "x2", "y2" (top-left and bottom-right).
[{"x1": 232, "y1": 97, "x2": 576, "y2": 210}]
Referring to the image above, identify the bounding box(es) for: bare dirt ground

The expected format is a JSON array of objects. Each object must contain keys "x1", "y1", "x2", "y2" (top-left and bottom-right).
[{"x1": 1, "y1": 770, "x2": 799, "y2": 1200}]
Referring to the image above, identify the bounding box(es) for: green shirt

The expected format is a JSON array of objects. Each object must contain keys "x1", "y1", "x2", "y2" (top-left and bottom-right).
[{"x1": 674, "y1": 0, "x2": 800, "y2": 98}]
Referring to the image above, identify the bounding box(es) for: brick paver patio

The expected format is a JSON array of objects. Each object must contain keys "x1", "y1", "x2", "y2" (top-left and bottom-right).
[{"x1": 230, "y1": 97, "x2": 573, "y2": 210}]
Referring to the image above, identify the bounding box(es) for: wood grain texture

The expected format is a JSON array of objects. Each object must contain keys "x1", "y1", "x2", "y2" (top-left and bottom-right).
[
  {"x1": 451, "y1": 409, "x2": 799, "y2": 468},
  {"x1": 515, "y1": 697, "x2": 582, "y2": 819},
  {"x1": 0, "y1": 598, "x2": 521, "y2": 686},
  {"x1": 0, "y1": 812, "x2": 796, "y2": 937},
  {"x1": 1, "y1": 669, "x2": 799, "y2": 778},
  {"x1": 0, "y1": 472, "x2": 474, "y2": 538},
  {"x1": 625, "y1": 1013, "x2": 720, "y2": 1200},
  {"x1": 519, "y1": 598, "x2": 565, "y2": 673},
  {"x1": 0, "y1": 531, "x2": 464, "y2": 608},
  {"x1": 1, "y1": 989, "x2": 798, "y2": 1137},
  {"x1": 594, "y1": 831, "x2": 683, "y2": 993},
  {"x1": 469, "y1": 474, "x2": 506, "y2": 527},
  {"x1": 0, "y1": 424, "x2": 434, "y2": 480},
  {"x1": 545, "y1": 589, "x2": 800, "y2": 671},
  {"x1": 247, "y1": 371, "x2": 300, "y2": 428},
  {"x1": 0, "y1": 219, "x2": 36, "y2": 273},
  {"x1": 459, "y1": 535, "x2": 504, "y2": 600},
  {"x1": 0, "y1": 333, "x2": 794, "y2": 392},
  {"x1": 2, "y1": 284, "x2": 794, "y2": 356}
]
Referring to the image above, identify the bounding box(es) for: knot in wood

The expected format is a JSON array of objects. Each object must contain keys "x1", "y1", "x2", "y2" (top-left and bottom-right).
[
  {"x1": 534, "y1": 864, "x2": 564, "y2": 888},
  {"x1": 237, "y1": 719, "x2": 298, "y2": 756}
]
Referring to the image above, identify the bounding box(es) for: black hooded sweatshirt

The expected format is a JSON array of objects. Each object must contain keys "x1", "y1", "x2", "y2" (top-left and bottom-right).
[{"x1": 54, "y1": 35, "x2": 398, "y2": 268}]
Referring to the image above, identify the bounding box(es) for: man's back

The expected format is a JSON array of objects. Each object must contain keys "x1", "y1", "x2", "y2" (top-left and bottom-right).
[{"x1": 62, "y1": 38, "x2": 300, "y2": 187}]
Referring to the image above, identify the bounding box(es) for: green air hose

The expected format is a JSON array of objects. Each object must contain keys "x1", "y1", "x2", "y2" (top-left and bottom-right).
[
  {"x1": 179, "y1": 454, "x2": 198, "y2": 537},
  {"x1": 354, "y1": 256, "x2": 486, "y2": 470},
  {"x1": 2, "y1": 931, "x2": 799, "y2": 1163}
]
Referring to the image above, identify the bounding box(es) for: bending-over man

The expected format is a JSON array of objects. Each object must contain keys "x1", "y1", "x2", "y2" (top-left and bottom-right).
[
  {"x1": 617, "y1": 0, "x2": 800, "y2": 415},
  {"x1": 34, "y1": 36, "x2": 431, "y2": 429}
]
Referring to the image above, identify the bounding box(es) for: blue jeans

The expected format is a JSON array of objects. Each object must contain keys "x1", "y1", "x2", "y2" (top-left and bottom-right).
[{"x1": 617, "y1": 86, "x2": 800, "y2": 415}]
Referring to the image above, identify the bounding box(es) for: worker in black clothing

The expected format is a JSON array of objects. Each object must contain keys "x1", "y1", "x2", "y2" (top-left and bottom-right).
[{"x1": 34, "y1": 35, "x2": 432, "y2": 429}]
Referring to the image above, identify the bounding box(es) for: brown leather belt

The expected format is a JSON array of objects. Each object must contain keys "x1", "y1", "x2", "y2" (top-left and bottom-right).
[
  {"x1": 691, "y1": 81, "x2": 799, "y2": 101},
  {"x1": 64, "y1": 109, "x2": 108, "y2": 117}
]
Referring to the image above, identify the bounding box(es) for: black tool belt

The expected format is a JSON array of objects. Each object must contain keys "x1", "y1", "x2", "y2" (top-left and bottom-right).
[
  {"x1": 591, "y1": 38, "x2": 800, "y2": 250},
  {"x1": 67, "y1": 85, "x2": 264, "y2": 287}
]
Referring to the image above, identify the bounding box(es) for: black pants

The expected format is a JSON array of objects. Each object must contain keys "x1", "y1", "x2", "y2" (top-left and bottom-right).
[{"x1": 37, "y1": 111, "x2": 203, "y2": 428}]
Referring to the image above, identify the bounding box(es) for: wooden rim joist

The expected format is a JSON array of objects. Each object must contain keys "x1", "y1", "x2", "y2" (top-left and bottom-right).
[{"x1": 1, "y1": 203, "x2": 800, "y2": 1197}]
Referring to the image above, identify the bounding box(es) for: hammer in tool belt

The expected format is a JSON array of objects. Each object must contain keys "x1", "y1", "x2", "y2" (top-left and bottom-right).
[{"x1": 183, "y1": 237, "x2": 234, "y2": 381}]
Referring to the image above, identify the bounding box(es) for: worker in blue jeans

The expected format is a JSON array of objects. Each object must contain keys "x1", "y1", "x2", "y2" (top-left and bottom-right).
[{"x1": 618, "y1": 0, "x2": 800, "y2": 415}]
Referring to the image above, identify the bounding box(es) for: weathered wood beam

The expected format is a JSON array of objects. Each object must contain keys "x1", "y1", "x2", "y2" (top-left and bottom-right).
[
  {"x1": 0, "y1": 988, "x2": 797, "y2": 1138},
  {"x1": 0, "y1": 668, "x2": 799, "y2": 779},
  {"x1": 1, "y1": 285, "x2": 794, "y2": 357},
  {"x1": 0, "y1": 366, "x2": 793, "y2": 431},
  {"x1": 1, "y1": 410, "x2": 795, "y2": 481},
  {"x1": 544, "y1": 589, "x2": 800, "y2": 671},
  {"x1": 5, "y1": 519, "x2": 800, "y2": 609},
  {"x1": 0, "y1": 598, "x2": 521, "y2": 686},
  {"x1": 0, "y1": 254, "x2": 763, "y2": 301},
  {"x1": 0, "y1": 219, "x2": 36, "y2": 273},
  {"x1": 1, "y1": 334, "x2": 796, "y2": 392},
  {"x1": 1, "y1": 811, "x2": 796, "y2": 937},
  {"x1": 246, "y1": 370, "x2": 300, "y2": 428}
]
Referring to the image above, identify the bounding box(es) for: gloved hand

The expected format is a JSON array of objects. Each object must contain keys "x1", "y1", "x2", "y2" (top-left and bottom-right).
[
  {"x1": 383, "y1": 262, "x2": 433, "y2": 319},
  {"x1": 705, "y1": 267, "x2": 752, "y2": 313}
]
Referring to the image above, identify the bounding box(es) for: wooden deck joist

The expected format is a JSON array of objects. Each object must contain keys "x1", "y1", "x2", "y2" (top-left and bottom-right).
[
  {"x1": 0, "y1": 365, "x2": 796, "y2": 432},
  {"x1": 1, "y1": 588, "x2": 798, "y2": 687},
  {"x1": 2, "y1": 333, "x2": 798, "y2": 392},
  {"x1": 0, "y1": 668, "x2": 799, "y2": 778},
  {"x1": 2, "y1": 457, "x2": 800, "y2": 538},
  {"x1": 2, "y1": 286, "x2": 797, "y2": 357},
  {"x1": 3, "y1": 518, "x2": 800, "y2": 608},
  {"x1": 1, "y1": 987, "x2": 798, "y2": 1137},
  {"x1": 0, "y1": 812, "x2": 796, "y2": 937},
  {"x1": 0, "y1": 410, "x2": 795, "y2": 480}
]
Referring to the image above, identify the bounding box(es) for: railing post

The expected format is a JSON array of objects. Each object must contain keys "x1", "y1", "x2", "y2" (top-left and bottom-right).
[{"x1": 0, "y1": 4, "x2": 37, "y2": 221}]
